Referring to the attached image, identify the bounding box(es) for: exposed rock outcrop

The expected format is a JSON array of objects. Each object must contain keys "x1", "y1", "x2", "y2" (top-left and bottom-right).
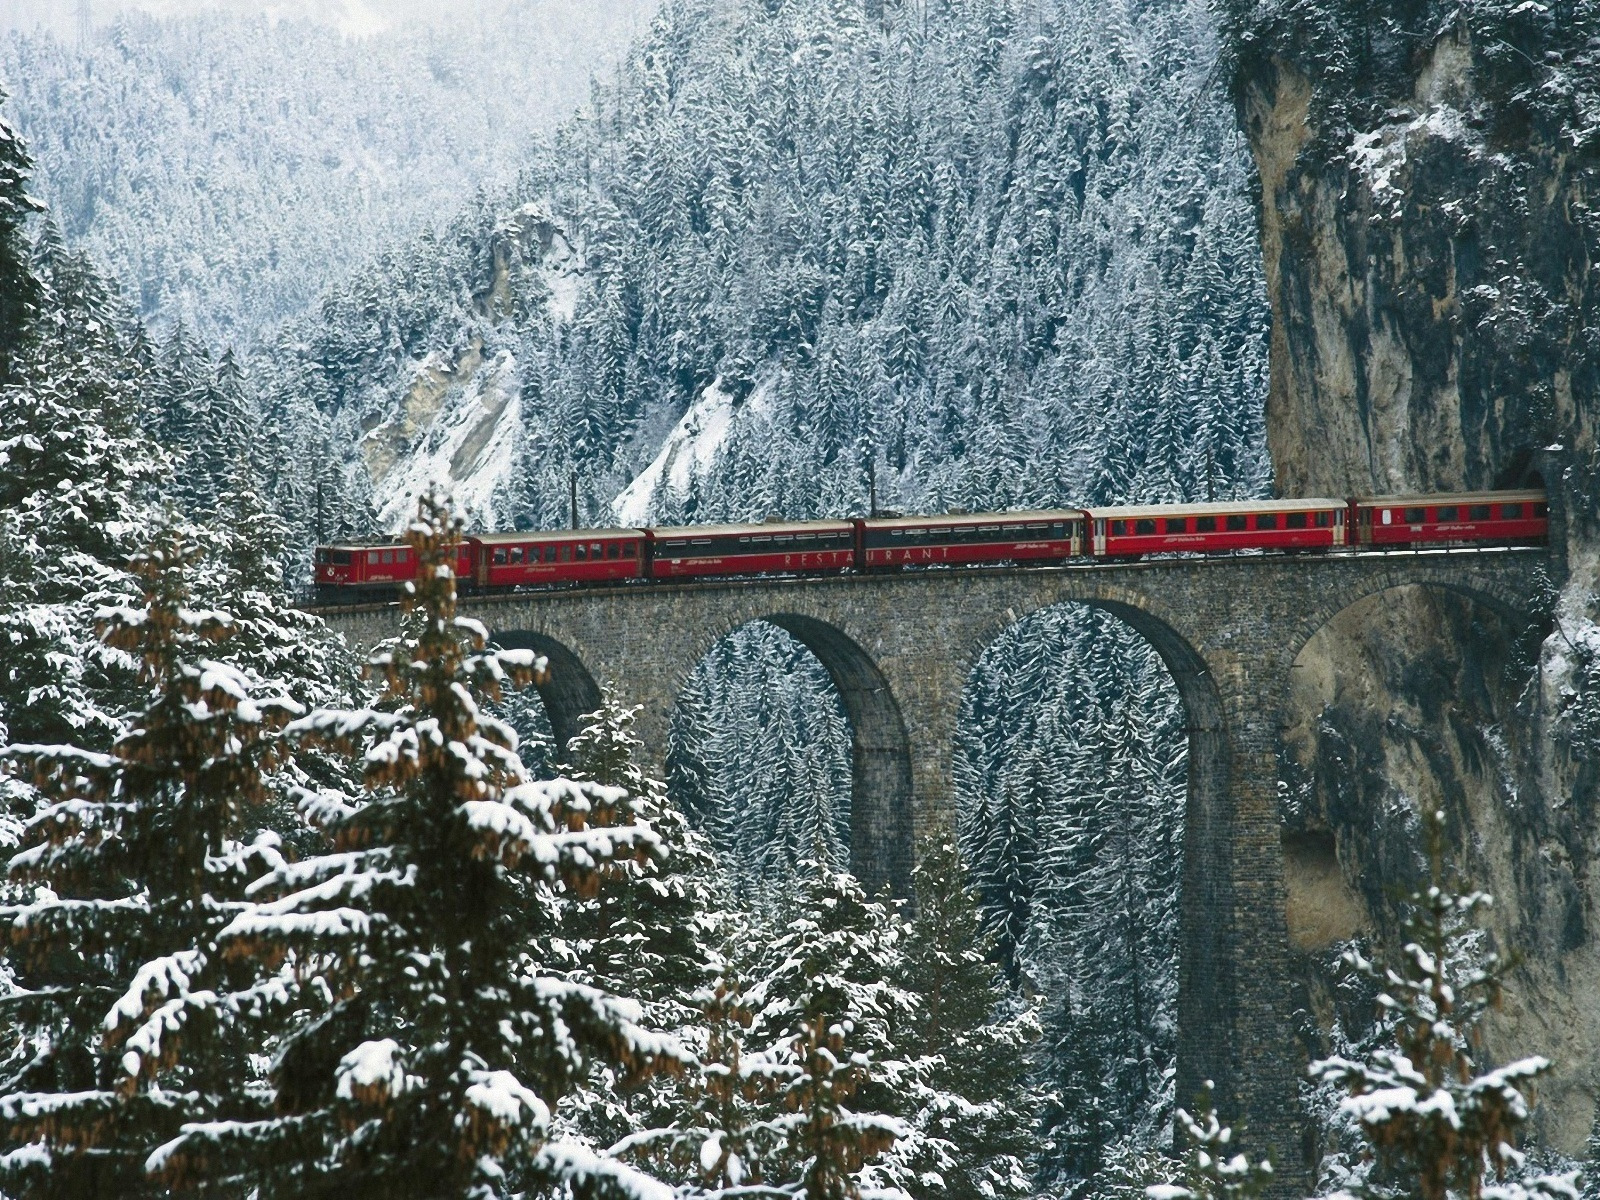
[{"x1": 1222, "y1": 0, "x2": 1600, "y2": 1159}]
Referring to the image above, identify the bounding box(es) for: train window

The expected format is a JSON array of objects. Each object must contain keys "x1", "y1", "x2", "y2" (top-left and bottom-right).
[
  {"x1": 1285, "y1": 512, "x2": 1308, "y2": 529},
  {"x1": 507, "y1": 547, "x2": 522, "y2": 565},
  {"x1": 1469, "y1": 504, "x2": 1491, "y2": 520},
  {"x1": 603, "y1": 543, "x2": 616, "y2": 559},
  {"x1": 1226, "y1": 515, "x2": 1248, "y2": 531},
  {"x1": 1110, "y1": 520, "x2": 1126, "y2": 536},
  {"x1": 369, "y1": 550, "x2": 381, "y2": 565},
  {"x1": 623, "y1": 543, "x2": 637, "y2": 557},
  {"x1": 1003, "y1": 525, "x2": 1024, "y2": 535},
  {"x1": 1134, "y1": 519, "x2": 1157, "y2": 535},
  {"x1": 1027, "y1": 523, "x2": 1048, "y2": 532},
  {"x1": 691, "y1": 539, "x2": 712, "y2": 546},
  {"x1": 378, "y1": 550, "x2": 392, "y2": 564},
  {"x1": 1257, "y1": 514, "x2": 1277, "y2": 530},
  {"x1": 576, "y1": 544, "x2": 588, "y2": 561},
  {"x1": 1502, "y1": 503, "x2": 1523, "y2": 519},
  {"x1": 890, "y1": 529, "x2": 903, "y2": 538},
  {"x1": 493, "y1": 548, "x2": 508, "y2": 565},
  {"x1": 1314, "y1": 512, "x2": 1331, "y2": 527},
  {"x1": 1196, "y1": 516, "x2": 1217, "y2": 533},
  {"x1": 1404, "y1": 507, "x2": 1426, "y2": 523},
  {"x1": 1165, "y1": 518, "x2": 1187, "y2": 533},
  {"x1": 797, "y1": 533, "x2": 815, "y2": 542},
  {"x1": 1437, "y1": 506, "x2": 1458, "y2": 521},
  {"x1": 1051, "y1": 523, "x2": 1066, "y2": 536},
  {"x1": 775, "y1": 535, "x2": 794, "y2": 544},
  {"x1": 559, "y1": 545, "x2": 572, "y2": 563}
]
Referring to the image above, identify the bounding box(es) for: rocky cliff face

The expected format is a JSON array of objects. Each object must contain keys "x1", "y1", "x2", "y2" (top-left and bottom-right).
[{"x1": 1222, "y1": 0, "x2": 1600, "y2": 1161}]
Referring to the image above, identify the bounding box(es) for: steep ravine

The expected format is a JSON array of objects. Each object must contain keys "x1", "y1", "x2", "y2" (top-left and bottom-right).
[{"x1": 1224, "y1": 1, "x2": 1600, "y2": 1161}]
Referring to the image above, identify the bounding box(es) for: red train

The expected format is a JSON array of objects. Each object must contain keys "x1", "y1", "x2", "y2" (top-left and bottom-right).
[{"x1": 311, "y1": 489, "x2": 1548, "y2": 603}]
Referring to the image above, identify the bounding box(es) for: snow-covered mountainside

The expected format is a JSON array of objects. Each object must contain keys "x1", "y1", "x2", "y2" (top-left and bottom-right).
[
  {"x1": 367, "y1": 348, "x2": 522, "y2": 533},
  {"x1": 0, "y1": 0, "x2": 646, "y2": 346},
  {"x1": 255, "y1": 0, "x2": 1270, "y2": 550},
  {"x1": 612, "y1": 376, "x2": 778, "y2": 526}
]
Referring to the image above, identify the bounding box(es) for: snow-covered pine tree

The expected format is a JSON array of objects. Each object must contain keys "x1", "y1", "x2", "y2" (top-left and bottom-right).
[
  {"x1": 551, "y1": 690, "x2": 727, "y2": 1152},
  {"x1": 149, "y1": 491, "x2": 682, "y2": 1199},
  {"x1": 1145, "y1": 1082, "x2": 1273, "y2": 1200},
  {"x1": 561, "y1": 689, "x2": 724, "y2": 1013},
  {"x1": 0, "y1": 522, "x2": 301, "y2": 1197},
  {"x1": 892, "y1": 834, "x2": 1037, "y2": 1200},
  {"x1": 0, "y1": 365, "x2": 166, "y2": 752},
  {"x1": 774, "y1": 1012, "x2": 906, "y2": 1200},
  {"x1": 613, "y1": 976, "x2": 795, "y2": 1195},
  {"x1": 195, "y1": 474, "x2": 356, "y2": 712},
  {"x1": 1311, "y1": 799, "x2": 1576, "y2": 1200},
  {"x1": 0, "y1": 92, "x2": 41, "y2": 384},
  {"x1": 749, "y1": 860, "x2": 917, "y2": 1199}
]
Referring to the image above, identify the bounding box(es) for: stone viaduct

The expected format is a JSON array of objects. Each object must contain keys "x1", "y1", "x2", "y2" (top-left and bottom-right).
[{"x1": 322, "y1": 546, "x2": 1552, "y2": 1181}]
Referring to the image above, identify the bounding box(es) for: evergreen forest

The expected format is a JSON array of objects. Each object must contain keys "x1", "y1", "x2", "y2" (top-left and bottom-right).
[{"x1": 0, "y1": 0, "x2": 1586, "y2": 1196}]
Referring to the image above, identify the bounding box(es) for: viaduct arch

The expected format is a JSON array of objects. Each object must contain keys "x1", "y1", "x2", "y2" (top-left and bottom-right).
[{"x1": 322, "y1": 547, "x2": 1551, "y2": 1186}]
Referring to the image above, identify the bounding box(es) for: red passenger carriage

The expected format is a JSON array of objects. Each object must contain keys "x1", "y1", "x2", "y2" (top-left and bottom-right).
[
  {"x1": 470, "y1": 529, "x2": 646, "y2": 589},
  {"x1": 647, "y1": 520, "x2": 857, "y2": 578},
  {"x1": 1352, "y1": 491, "x2": 1548, "y2": 548},
  {"x1": 1086, "y1": 498, "x2": 1348, "y2": 557},
  {"x1": 860, "y1": 511, "x2": 1083, "y2": 568}
]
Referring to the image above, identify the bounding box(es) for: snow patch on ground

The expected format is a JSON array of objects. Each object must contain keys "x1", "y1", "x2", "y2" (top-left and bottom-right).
[
  {"x1": 372, "y1": 351, "x2": 522, "y2": 533},
  {"x1": 612, "y1": 374, "x2": 777, "y2": 525}
]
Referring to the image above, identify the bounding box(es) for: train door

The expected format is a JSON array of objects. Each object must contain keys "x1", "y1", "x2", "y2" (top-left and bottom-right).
[
  {"x1": 1333, "y1": 508, "x2": 1347, "y2": 547},
  {"x1": 1092, "y1": 518, "x2": 1107, "y2": 556}
]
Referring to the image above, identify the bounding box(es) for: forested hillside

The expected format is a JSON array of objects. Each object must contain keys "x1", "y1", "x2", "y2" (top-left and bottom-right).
[
  {"x1": 5, "y1": 0, "x2": 1277, "y2": 1188},
  {"x1": 184, "y1": 0, "x2": 1275, "y2": 1187},
  {"x1": 0, "y1": 0, "x2": 650, "y2": 346}
]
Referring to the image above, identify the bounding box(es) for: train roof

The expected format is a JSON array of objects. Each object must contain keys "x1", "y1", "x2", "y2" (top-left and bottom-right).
[
  {"x1": 861, "y1": 509, "x2": 1082, "y2": 530},
  {"x1": 1352, "y1": 489, "x2": 1546, "y2": 507},
  {"x1": 1082, "y1": 498, "x2": 1347, "y2": 520},
  {"x1": 470, "y1": 528, "x2": 645, "y2": 544},
  {"x1": 318, "y1": 540, "x2": 412, "y2": 551},
  {"x1": 649, "y1": 519, "x2": 855, "y2": 539}
]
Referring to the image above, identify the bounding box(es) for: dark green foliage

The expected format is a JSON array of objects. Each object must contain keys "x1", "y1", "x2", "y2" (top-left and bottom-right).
[
  {"x1": 894, "y1": 835, "x2": 1037, "y2": 1200},
  {"x1": 150, "y1": 494, "x2": 681, "y2": 1199},
  {"x1": 0, "y1": 95, "x2": 41, "y2": 384},
  {"x1": 1153, "y1": 1082, "x2": 1274, "y2": 1200},
  {"x1": 0, "y1": 526, "x2": 299, "y2": 1199}
]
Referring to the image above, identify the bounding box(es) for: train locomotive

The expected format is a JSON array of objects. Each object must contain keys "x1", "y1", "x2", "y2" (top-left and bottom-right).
[{"x1": 312, "y1": 489, "x2": 1548, "y2": 604}]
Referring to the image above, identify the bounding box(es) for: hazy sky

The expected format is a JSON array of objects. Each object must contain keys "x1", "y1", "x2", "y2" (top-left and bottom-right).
[{"x1": 0, "y1": 0, "x2": 477, "y2": 37}]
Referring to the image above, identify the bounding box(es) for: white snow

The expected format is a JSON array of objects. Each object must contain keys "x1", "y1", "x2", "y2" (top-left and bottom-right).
[
  {"x1": 336, "y1": 1038, "x2": 410, "y2": 1103},
  {"x1": 463, "y1": 1069, "x2": 551, "y2": 1132},
  {"x1": 372, "y1": 351, "x2": 523, "y2": 534},
  {"x1": 612, "y1": 373, "x2": 778, "y2": 525}
]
